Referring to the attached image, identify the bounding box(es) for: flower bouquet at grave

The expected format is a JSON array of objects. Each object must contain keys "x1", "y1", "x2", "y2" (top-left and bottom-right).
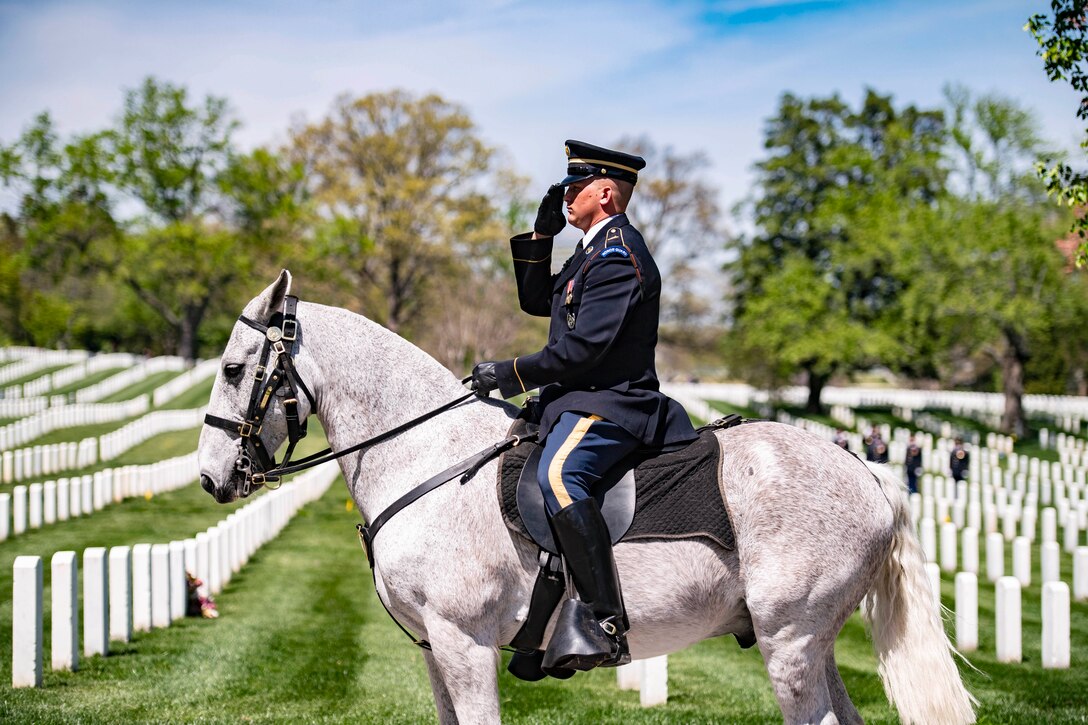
[{"x1": 185, "y1": 571, "x2": 219, "y2": 619}]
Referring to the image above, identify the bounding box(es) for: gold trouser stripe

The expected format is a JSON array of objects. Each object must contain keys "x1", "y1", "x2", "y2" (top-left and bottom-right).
[
  {"x1": 513, "y1": 357, "x2": 526, "y2": 393},
  {"x1": 548, "y1": 415, "x2": 603, "y2": 509}
]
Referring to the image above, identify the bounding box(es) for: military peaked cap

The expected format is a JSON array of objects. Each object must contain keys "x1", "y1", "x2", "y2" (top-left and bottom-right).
[{"x1": 559, "y1": 140, "x2": 646, "y2": 186}]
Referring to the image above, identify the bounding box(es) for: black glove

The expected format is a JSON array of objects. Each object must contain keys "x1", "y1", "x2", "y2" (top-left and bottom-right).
[
  {"x1": 470, "y1": 361, "x2": 499, "y2": 396},
  {"x1": 533, "y1": 184, "x2": 566, "y2": 237}
]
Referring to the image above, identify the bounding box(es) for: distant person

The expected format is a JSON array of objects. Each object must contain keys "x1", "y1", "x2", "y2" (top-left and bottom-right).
[
  {"x1": 949, "y1": 437, "x2": 970, "y2": 482},
  {"x1": 866, "y1": 427, "x2": 889, "y2": 464},
  {"x1": 833, "y1": 428, "x2": 850, "y2": 451},
  {"x1": 904, "y1": 434, "x2": 923, "y2": 495}
]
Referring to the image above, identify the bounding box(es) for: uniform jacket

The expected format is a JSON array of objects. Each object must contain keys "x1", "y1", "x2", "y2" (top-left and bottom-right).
[
  {"x1": 950, "y1": 446, "x2": 970, "y2": 480},
  {"x1": 493, "y1": 213, "x2": 696, "y2": 447}
]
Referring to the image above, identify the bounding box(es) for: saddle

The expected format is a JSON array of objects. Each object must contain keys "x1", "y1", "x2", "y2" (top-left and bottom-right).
[
  {"x1": 497, "y1": 413, "x2": 744, "y2": 680},
  {"x1": 497, "y1": 416, "x2": 738, "y2": 555}
]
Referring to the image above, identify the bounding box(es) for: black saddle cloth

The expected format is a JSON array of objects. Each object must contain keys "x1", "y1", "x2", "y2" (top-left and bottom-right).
[{"x1": 497, "y1": 418, "x2": 735, "y2": 552}]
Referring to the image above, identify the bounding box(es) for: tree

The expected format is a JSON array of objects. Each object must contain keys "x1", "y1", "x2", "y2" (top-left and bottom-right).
[
  {"x1": 289, "y1": 91, "x2": 506, "y2": 338},
  {"x1": 102, "y1": 78, "x2": 304, "y2": 360},
  {"x1": 928, "y1": 89, "x2": 1071, "y2": 436},
  {"x1": 0, "y1": 113, "x2": 122, "y2": 348},
  {"x1": 1027, "y1": 0, "x2": 1088, "y2": 265},
  {"x1": 726, "y1": 90, "x2": 947, "y2": 411}
]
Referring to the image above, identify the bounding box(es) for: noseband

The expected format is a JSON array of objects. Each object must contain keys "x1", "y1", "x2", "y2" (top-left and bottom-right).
[{"x1": 204, "y1": 295, "x2": 317, "y2": 494}]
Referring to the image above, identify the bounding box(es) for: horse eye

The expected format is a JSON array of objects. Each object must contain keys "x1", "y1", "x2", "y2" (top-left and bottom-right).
[{"x1": 224, "y1": 364, "x2": 245, "y2": 379}]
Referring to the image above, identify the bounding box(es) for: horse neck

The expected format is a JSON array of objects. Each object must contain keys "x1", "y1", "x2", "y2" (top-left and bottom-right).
[{"x1": 298, "y1": 302, "x2": 511, "y2": 520}]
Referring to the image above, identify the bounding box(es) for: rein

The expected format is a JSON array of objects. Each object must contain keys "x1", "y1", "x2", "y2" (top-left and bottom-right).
[
  {"x1": 204, "y1": 292, "x2": 518, "y2": 650},
  {"x1": 203, "y1": 295, "x2": 476, "y2": 493}
]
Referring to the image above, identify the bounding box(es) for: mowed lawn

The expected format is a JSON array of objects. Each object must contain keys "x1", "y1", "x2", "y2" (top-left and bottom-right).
[{"x1": 0, "y1": 393, "x2": 1086, "y2": 721}]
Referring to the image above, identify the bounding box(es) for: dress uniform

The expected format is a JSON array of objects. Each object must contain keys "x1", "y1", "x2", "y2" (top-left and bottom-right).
[
  {"x1": 472, "y1": 140, "x2": 696, "y2": 673},
  {"x1": 950, "y1": 438, "x2": 970, "y2": 482},
  {"x1": 904, "y1": 437, "x2": 923, "y2": 494}
]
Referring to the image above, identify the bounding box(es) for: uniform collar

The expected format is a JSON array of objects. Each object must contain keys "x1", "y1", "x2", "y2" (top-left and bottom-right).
[{"x1": 580, "y1": 213, "x2": 622, "y2": 252}]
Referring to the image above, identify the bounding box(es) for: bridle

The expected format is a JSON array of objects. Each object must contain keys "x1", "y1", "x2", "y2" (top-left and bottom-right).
[
  {"x1": 203, "y1": 294, "x2": 478, "y2": 498},
  {"x1": 204, "y1": 295, "x2": 317, "y2": 495}
]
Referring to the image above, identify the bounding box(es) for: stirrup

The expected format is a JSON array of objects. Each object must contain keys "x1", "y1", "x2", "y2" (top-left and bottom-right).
[{"x1": 542, "y1": 598, "x2": 630, "y2": 673}]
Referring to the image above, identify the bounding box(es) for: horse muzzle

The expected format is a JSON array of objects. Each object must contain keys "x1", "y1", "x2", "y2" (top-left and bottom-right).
[{"x1": 200, "y1": 473, "x2": 240, "y2": 504}]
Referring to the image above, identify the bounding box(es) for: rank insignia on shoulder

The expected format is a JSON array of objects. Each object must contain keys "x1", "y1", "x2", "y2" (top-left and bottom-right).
[{"x1": 599, "y1": 247, "x2": 630, "y2": 258}]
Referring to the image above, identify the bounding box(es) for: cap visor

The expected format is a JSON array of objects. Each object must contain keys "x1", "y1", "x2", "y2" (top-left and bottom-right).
[{"x1": 558, "y1": 173, "x2": 595, "y2": 186}]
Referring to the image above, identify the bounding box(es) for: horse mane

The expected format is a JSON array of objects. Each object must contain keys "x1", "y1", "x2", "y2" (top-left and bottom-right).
[{"x1": 299, "y1": 300, "x2": 469, "y2": 397}]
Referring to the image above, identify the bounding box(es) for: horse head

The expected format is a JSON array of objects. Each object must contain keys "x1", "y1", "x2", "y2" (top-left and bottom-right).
[{"x1": 198, "y1": 269, "x2": 316, "y2": 503}]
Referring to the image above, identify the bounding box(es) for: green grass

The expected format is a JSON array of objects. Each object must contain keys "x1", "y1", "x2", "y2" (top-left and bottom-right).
[
  {"x1": 97, "y1": 370, "x2": 185, "y2": 403},
  {"x1": 2, "y1": 474, "x2": 1086, "y2": 722},
  {"x1": 48, "y1": 368, "x2": 129, "y2": 397},
  {"x1": 157, "y1": 378, "x2": 214, "y2": 410},
  {"x1": 704, "y1": 399, "x2": 765, "y2": 420}
]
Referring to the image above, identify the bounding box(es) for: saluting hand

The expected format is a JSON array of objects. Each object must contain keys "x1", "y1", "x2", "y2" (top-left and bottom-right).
[{"x1": 534, "y1": 184, "x2": 566, "y2": 237}]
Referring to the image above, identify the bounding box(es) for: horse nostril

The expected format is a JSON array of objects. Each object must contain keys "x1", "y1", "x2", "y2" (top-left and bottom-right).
[{"x1": 200, "y1": 474, "x2": 216, "y2": 494}]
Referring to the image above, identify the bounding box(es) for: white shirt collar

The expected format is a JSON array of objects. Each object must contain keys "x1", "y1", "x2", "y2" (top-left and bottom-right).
[{"x1": 581, "y1": 214, "x2": 620, "y2": 251}]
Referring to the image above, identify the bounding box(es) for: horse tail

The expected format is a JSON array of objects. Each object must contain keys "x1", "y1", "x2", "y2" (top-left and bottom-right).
[{"x1": 862, "y1": 462, "x2": 977, "y2": 725}]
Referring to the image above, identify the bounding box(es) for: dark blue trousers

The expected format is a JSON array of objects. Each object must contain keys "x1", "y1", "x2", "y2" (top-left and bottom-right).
[{"x1": 537, "y1": 411, "x2": 641, "y2": 516}]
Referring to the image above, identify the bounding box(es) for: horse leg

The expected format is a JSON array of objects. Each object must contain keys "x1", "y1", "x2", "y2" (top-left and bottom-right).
[
  {"x1": 747, "y1": 578, "x2": 839, "y2": 725},
  {"x1": 825, "y1": 652, "x2": 863, "y2": 725},
  {"x1": 422, "y1": 617, "x2": 501, "y2": 724},
  {"x1": 422, "y1": 649, "x2": 459, "y2": 725}
]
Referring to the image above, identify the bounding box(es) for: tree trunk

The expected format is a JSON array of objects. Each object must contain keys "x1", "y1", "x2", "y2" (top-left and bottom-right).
[
  {"x1": 1000, "y1": 331, "x2": 1027, "y2": 438},
  {"x1": 805, "y1": 366, "x2": 828, "y2": 415},
  {"x1": 178, "y1": 300, "x2": 209, "y2": 362}
]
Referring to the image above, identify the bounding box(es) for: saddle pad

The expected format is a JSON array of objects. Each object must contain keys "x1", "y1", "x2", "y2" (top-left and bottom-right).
[{"x1": 497, "y1": 419, "x2": 735, "y2": 552}]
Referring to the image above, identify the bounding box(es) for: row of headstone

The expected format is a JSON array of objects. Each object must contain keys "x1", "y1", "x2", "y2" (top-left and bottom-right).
[
  {"x1": 18, "y1": 353, "x2": 140, "y2": 398},
  {"x1": 916, "y1": 518, "x2": 1088, "y2": 598},
  {"x1": 2, "y1": 439, "x2": 98, "y2": 484},
  {"x1": 98, "y1": 407, "x2": 207, "y2": 461},
  {"x1": 0, "y1": 397, "x2": 49, "y2": 419},
  {"x1": 151, "y1": 358, "x2": 219, "y2": 407},
  {"x1": 74, "y1": 356, "x2": 186, "y2": 404},
  {"x1": 668, "y1": 381, "x2": 1088, "y2": 429},
  {"x1": 0, "y1": 452, "x2": 199, "y2": 541},
  {"x1": 946, "y1": 571, "x2": 1071, "y2": 667},
  {"x1": 0, "y1": 350, "x2": 87, "y2": 387},
  {"x1": 0, "y1": 346, "x2": 90, "y2": 364},
  {"x1": 0, "y1": 397, "x2": 150, "y2": 451},
  {"x1": 11, "y1": 462, "x2": 340, "y2": 687}
]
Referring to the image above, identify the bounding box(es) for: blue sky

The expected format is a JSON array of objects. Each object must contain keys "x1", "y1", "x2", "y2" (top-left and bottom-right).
[{"x1": 0, "y1": 0, "x2": 1080, "y2": 221}]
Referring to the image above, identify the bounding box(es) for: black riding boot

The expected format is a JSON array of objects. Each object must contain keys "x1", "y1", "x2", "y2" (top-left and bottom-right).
[{"x1": 541, "y1": 497, "x2": 631, "y2": 673}]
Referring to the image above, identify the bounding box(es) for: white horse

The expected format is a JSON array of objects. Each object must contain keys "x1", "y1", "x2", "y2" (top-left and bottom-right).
[{"x1": 197, "y1": 270, "x2": 976, "y2": 725}]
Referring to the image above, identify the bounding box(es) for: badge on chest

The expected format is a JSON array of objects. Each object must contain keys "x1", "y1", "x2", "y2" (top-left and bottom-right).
[{"x1": 565, "y1": 279, "x2": 576, "y2": 329}]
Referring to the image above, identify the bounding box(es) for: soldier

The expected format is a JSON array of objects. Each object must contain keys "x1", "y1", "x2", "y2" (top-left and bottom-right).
[
  {"x1": 470, "y1": 140, "x2": 696, "y2": 673},
  {"x1": 950, "y1": 437, "x2": 970, "y2": 482},
  {"x1": 866, "y1": 427, "x2": 889, "y2": 464},
  {"x1": 904, "y1": 433, "x2": 923, "y2": 495}
]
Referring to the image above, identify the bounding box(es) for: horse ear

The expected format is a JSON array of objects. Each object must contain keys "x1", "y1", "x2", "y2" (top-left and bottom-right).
[{"x1": 249, "y1": 269, "x2": 293, "y2": 322}]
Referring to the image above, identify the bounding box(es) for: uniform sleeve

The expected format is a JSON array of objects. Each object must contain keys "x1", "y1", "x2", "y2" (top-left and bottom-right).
[
  {"x1": 494, "y1": 253, "x2": 641, "y2": 397},
  {"x1": 510, "y1": 232, "x2": 555, "y2": 317}
]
